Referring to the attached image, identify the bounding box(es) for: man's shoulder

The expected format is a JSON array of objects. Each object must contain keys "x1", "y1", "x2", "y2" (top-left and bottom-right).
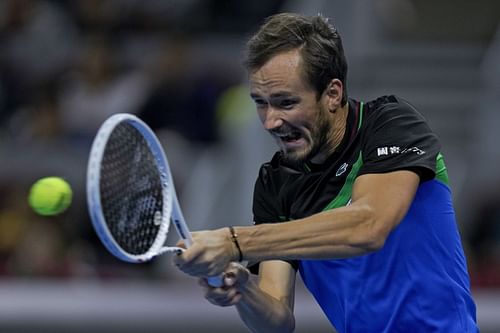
[
  {"x1": 364, "y1": 94, "x2": 410, "y2": 112},
  {"x1": 362, "y1": 95, "x2": 426, "y2": 125}
]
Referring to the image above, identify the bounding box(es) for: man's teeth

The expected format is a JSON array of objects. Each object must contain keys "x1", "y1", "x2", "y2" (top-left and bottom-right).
[{"x1": 276, "y1": 132, "x2": 300, "y2": 141}]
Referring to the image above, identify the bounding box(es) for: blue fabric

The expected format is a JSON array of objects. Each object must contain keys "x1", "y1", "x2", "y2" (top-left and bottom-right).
[{"x1": 299, "y1": 180, "x2": 478, "y2": 332}]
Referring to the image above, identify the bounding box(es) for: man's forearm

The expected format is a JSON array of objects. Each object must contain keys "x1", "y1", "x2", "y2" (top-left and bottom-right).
[
  {"x1": 238, "y1": 203, "x2": 378, "y2": 262},
  {"x1": 238, "y1": 171, "x2": 419, "y2": 263},
  {"x1": 235, "y1": 279, "x2": 295, "y2": 333}
]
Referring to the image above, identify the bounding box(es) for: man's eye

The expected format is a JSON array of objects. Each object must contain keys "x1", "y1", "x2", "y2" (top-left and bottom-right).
[
  {"x1": 254, "y1": 99, "x2": 267, "y2": 107},
  {"x1": 279, "y1": 99, "x2": 296, "y2": 109}
]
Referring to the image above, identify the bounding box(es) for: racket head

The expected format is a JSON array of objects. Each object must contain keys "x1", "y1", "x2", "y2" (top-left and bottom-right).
[{"x1": 87, "y1": 113, "x2": 175, "y2": 263}]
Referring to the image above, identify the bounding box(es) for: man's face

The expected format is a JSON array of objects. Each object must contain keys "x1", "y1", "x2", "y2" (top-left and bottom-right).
[{"x1": 249, "y1": 49, "x2": 333, "y2": 164}]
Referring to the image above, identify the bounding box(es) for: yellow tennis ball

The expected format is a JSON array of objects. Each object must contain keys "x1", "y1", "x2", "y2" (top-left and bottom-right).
[{"x1": 28, "y1": 177, "x2": 73, "y2": 216}]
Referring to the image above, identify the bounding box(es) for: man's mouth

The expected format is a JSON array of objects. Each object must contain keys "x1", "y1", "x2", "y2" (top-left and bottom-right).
[
  {"x1": 272, "y1": 130, "x2": 307, "y2": 151},
  {"x1": 274, "y1": 130, "x2": 302, "y2": 142}
]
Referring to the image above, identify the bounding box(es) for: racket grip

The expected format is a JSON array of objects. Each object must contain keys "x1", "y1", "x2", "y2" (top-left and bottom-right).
[
  {"x1": 172, "y1": 216, "x2": 223, "y2": 287},
  {"x1": 207, "y1": 274, "x2": 224, "y2": 288}
]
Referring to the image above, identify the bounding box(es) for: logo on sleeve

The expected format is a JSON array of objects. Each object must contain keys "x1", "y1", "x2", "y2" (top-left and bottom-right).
[{"x1": 377, "y1": 146, "x2": 425, "y2": 156}]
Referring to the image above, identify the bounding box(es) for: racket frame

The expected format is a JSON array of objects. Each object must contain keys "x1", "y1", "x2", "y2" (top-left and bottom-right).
[
  {"x1": 87, "y1": 113, "x2": 182, "y2": 263},
  {"x1": 88, "y1": 113, "x2": 223, "y2": 287}
]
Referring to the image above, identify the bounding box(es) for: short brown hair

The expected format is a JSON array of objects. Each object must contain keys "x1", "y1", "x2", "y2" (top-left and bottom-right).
[{"x1": 245, "y1": 13, "x2": 348, "y2": 105}]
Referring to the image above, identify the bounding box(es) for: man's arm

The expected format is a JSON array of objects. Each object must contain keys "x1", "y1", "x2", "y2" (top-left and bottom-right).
[
  {"x1": 176, "y1": 170, "x2": 419, "y2": 276},
  {"x1": 202, "y1": 260, "x2": 296, "y2": 333},
  {"x1": 237, "y1": 171, "x2": 419, "y2": 260},
  {"x1": 240, "y1": 170, "x2": 419, "y2": 260}
]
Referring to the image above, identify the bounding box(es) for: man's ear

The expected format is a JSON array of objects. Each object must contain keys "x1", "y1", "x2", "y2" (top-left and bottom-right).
[{"x1": 325, "y1": 79, "x2": 343, "y2": 112}]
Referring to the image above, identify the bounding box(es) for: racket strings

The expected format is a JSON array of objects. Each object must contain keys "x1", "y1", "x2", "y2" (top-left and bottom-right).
[{"x1": 99, "y1": 122, "x2": 166, "y2": 255}]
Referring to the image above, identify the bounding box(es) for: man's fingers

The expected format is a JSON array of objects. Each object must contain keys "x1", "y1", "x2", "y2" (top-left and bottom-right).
[
  {"x1": 172, "y1": 244, "x2": 204, "y2": 275},
  {"x1": 224, "y1": 272, "x2": 237, "y2": 286},
  {"x1": 224, "y1": 262, "x2": 250, "y2": 287},
  {"x1": 198, "y1": 278, "x2": 209, "y2": 287},
  {"x1": 175, "y1": 239, "x2": 187, "y2": 249},
  {"x1": 205, "y1": 288, "x2": 241, "y2": 307}
]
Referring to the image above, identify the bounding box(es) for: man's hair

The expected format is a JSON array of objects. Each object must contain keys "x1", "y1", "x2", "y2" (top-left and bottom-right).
[{"x1": 244, "y1": 13, "x2": 348, "y2": 105}]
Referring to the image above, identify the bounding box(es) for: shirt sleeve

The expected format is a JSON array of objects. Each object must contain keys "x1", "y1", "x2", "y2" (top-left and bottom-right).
[
  {"x1": 359, "y1": 96, "x2": 440, "y2": 181},
  {"x1": 252, "y1": 166, "x2": 279, "y2": 224}
]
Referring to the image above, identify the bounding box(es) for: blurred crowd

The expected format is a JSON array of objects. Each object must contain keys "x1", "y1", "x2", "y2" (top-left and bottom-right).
[
  {"x1": 0, "y1": 0, "x2": 498, "y2": 289},
  {"x1": 0, "y1": 0, "x2": 284, "y2": 280},
  {"x1": 0, "y1": 0, "x2": 286, "y2": 145}
]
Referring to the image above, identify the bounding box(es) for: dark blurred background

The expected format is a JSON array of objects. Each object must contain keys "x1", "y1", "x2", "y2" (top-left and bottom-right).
[{"x1": 0, "y1": 0, "x2": 499, "y2": 332}]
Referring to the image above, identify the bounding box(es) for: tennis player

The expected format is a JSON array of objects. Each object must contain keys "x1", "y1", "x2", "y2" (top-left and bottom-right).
[{"x1": 174, "y1": 13, "x2": 479, "y2": 332}]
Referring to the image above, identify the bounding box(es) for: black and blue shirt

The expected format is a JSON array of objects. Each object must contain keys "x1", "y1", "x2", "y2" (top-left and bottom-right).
[{"x1": 252, "y1": 96, "x2": 478, "y2": 332}]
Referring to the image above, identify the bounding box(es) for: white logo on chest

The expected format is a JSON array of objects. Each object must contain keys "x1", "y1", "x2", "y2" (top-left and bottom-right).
[{"x1": 336, "y1": 163, "x2": 348, "y2": 176}]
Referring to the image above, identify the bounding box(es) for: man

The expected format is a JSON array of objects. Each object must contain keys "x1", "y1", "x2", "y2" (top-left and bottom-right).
[{"x1": 174, "y1": 13, "x2": 479, "y2": 333}]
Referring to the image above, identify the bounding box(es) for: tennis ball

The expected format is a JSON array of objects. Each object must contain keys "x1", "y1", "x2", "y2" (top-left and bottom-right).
[{"x1": 28, "y1": 177, "x2": 72, "y2": 216}]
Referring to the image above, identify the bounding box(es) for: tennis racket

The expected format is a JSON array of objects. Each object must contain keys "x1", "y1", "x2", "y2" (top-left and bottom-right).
[{"x1": 86, "y1": 113, "x2": 222, "y2": 287}]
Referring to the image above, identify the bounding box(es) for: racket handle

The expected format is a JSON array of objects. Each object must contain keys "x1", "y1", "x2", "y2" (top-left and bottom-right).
[
  {"x1": 174, "y1": 221, "x2": 224, "y2": 287},
  {"x1": 207, "y1": 275, "x2": 224, "y2": 288},
  {"x1": 171, "y1": 215, "x2": 224, "y2": 287},
  {"x1": 183, "y1": 240, "x2": 224, "y2": 287}
]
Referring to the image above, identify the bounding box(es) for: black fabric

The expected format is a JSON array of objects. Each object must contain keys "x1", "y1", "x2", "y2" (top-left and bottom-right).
[
  {"x1": 358, "y1": 95, "x2": 439, "y2": 181},
  {"x1": 249, "y1": 95, "x2": 440, "y2": 274}
]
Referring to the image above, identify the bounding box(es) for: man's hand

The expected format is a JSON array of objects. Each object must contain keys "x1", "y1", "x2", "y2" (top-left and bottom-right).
[
  {"x1": 200, "y1": 262, "x2": 250, "y2": 307},
  {"x1": 173, "y1": 228, "x2": 239, "y2": 277}
]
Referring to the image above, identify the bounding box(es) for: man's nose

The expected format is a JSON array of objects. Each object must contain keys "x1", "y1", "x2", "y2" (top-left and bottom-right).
[{"x1": 262, "y1": 107, "x2": 284, "y2": 130}]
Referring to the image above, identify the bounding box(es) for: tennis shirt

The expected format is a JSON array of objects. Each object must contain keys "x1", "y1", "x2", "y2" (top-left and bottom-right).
[{"x1": 252, "y1": 95, "x2": 479, "y2": 332}]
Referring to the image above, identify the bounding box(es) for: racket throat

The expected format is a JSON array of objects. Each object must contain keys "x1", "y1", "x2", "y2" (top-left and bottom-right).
[{"x1": 172, "y1": 217, "x2": 192, "y2": 246}]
